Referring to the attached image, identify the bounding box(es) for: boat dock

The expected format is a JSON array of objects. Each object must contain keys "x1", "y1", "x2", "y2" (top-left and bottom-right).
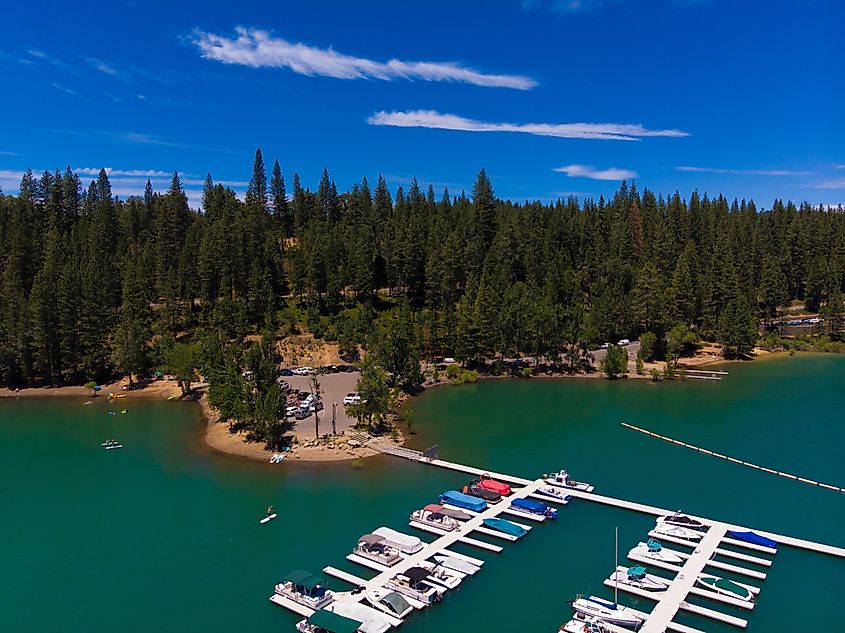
[{"x1": 274, "y1": 450, "x2": 845, "y2": 632}]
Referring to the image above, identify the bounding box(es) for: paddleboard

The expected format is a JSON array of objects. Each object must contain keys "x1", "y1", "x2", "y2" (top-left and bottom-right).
[
  {"x1": 105, "y1": 444, "x2": 123, "y2": 450},
  {"x1": 260, "y1": 513, "x2": 277, "y2": 524}
]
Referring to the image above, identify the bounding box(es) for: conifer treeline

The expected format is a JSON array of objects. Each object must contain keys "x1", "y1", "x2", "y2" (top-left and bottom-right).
[{"x1": 1, "y1": 149, "x2": 843, "y2": 388}]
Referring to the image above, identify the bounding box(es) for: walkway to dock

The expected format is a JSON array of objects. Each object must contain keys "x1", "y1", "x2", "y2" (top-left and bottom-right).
[{"x1": 621, "y1": 422, "x2": 845, "y2": 494}]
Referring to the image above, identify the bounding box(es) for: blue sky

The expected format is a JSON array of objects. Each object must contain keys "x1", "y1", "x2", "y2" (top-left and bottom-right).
[{"x1": 0, "y1": 0, "x2": 842, "y2": 208}]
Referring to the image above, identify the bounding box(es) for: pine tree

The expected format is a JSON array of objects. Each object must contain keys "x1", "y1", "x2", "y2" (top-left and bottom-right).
[
  {"x1": 246, "y1": 148, "x2": 268, "y2": 213},
  {"x1": 270, "y1": 159, "x2": 289, "y2": 232}
]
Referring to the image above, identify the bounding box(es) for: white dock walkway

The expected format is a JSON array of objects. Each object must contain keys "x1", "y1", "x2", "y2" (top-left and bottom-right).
[
  {"x1": 648, "y1": 531, "x2": 773, "y2": 567},
  {"x1": 323, "y1": 566, "x2": 368, "y2": 587},
  {"x1": 631, "y1": 545, "x2": 767, "y2": 580},
  {"x1": 568, "y1": 489, "x2": 845, "y2": 558}
]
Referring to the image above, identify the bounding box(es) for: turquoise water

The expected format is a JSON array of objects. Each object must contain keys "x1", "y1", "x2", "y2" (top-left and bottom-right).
[{"x1": 1, "y1": 354, "x2": 843, "y2": 632}]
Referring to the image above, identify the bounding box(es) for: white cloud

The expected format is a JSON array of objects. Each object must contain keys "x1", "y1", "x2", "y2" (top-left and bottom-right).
[
  {"x1": 554, "y1": 164, "x2": 637, "y2": 180},
  {"x1": 676, "y1": 166, "x2": 811, "y2": 176},
  {"x1": 52, "y1": 83, "x2": 78, "y2": 95},
  {"x1": 75, "y1": 167, "x2": 172, "y2": 178},
  {"x1": 193, "y1": 27, "x2": 536, "y2": 90},
  {"x1": 86, "y1": 58, "x2": 120, "y2": 77},
  {"x1": 369, "y1": 110, "x2": 687, "y2": 141},
  {"x1": 811, "y1": 179, "x2": 845, "y2": 190}
]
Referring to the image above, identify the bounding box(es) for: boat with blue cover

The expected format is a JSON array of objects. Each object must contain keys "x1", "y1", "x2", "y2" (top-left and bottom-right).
[
  {"x1": 481, "y1": 517, "x2": 528, "y2": 538},
  {"x1": 509, "y1": 497, "x2": 557, "y2": 519},
  {"x1": 728, "y1": 530, "x2": 777, "y2": 549},
  {"x1": 439, "y1": 490, "x2": 487, "y2": 513}
]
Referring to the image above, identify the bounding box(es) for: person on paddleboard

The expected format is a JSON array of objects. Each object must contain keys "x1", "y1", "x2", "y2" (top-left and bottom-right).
[{"x1": 266, "y1": 505, "x2": 273, "y2": 516}]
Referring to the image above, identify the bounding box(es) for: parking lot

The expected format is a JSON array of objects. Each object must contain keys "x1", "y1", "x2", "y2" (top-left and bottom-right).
[{"x1": 282, "y1": 370, "x2": 362, "y2": 438}]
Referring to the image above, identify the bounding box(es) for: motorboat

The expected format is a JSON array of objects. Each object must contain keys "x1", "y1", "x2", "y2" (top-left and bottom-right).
[
  {"x1": 275, "y1": 570, "x2": 334, "y2": 610},
  {"x1": 652, "y1": 522, "x2": 703, "y2": 541},
  {"x1": 482, "y1": 517, "x2": 528, "y2": 538},
  {"x1": 697, "y1": 574, "x2": 754, "y2": 601},
  {"x1": 385, "y1": 567, "x2": 442, "y2": 606},
  {"x1": 103, "y1": 440, "x2": 123, "y2": 450},
  {"x1": 354, "y1": 535, "x2": 402, "y2": 566},
  {"x1": 560, "y1": 612, "x2": 613, "y2": 633},
  {"x1": 611, "y1": 566, "x2": 670, "y2": 592},
  {"x1": 570, "y1": 596, "x2": 643, "y2": 629},
  {"x1": 436, "y1": 505, "x2": 473, "y2": 521},
  {"x1": 510, "y1": 497, "x2": 558, "y2": 520},
  {"x1": 410, "y1": 504, "x2": 461, "y2": 532},
  {"x1": 536, "y1": 486, "x2": 573, "y2": 503},
  {"x1": 296, "y1": 609, "x2": 365, "y2": 633},
  {"x1": 630, "y1": 539, "x2": 684, "y2": 564},
  {"x1": 727, "y1": 530, "x2": 777, "y2": 549},
  {"x1": 464, "y1": 482, "x2": 501, "y2": 502},
  {"x1": 658, "y1": 511, "x2": 705, "y2": 530},
  {"x1": 544, "y1": 469, "x2": 594, "y2": 492},
  {"x1": 365, "y1": 586, "x2": 415, "y2": 619},
  {"x1": 372, "y1": 527, "x2": 424, "y2": 555},
  {"x1": 432, "y1": 554, "x2": 480, "y2": 576},
  {"x1": 417, "y1": 561, "x2": 464, "y2": 590},
  {"x1": 477, "y1": 473, "x2": 512, "y2": 496},
  {"x1": 439, "y1": 490, "x2": 487, "y2": 513}
]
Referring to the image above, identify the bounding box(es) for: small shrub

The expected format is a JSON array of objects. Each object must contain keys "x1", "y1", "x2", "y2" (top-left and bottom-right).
[
  {"x1": 521, "y1": 366, "x2": 532, "y2": 378},
  {"x1": 445, "y1": 364, "x2": 462, "y2": 380}
]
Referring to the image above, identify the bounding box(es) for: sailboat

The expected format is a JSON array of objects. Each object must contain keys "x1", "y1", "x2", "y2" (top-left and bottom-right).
[{"x1": 570, "y1": 528, "x2": 643, "y2": 629}]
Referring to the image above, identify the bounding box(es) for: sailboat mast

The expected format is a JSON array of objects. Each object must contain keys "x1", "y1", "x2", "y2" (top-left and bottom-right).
[{"x1": 615, "y1": 526, "x2": 619, "y2": 604}]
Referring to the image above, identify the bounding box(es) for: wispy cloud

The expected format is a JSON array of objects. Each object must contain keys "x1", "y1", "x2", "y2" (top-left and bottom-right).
[
  {"x1": 193, "y1": 27, "x2": 536, "y2": 90},
  {"x1": 676, "y1": 165, "x2": 811, "y2": 176},
  {"x1": 522, "y1": 0, "x2": 707, "y2": 14},
  {"x1": 0, "y1": 151, "x2": 18, "y2": 156},
  {"x1": 75, "y1": 167, "x2": 171, "y2": 178},
  {"x1": 369, "y1": 110, "x2": 687, "y2": 141},
  {"x1": 554, "y1": 164, "x2": 637, "y2": 180},
  {"x1": 811, "y1": 179, "x2": 845, "y2": 190},
  {"x1": 51, "y1": 83, "x2": 78, "y2": 96},
  {"x1": 86, "y1": 57, "x2": 121, "y2": 78}
]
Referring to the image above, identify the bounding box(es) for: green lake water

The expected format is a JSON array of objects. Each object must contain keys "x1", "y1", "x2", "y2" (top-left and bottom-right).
[{"x1": 1, "y1": 354, "x2": 843, "y2": 632}]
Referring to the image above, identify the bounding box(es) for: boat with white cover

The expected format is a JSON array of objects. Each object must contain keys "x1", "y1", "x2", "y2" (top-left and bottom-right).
[
  {"x1": 417, "y1": 561, "x2": 464, "y2": 589},
  {"x1": 372, "y1": 527, "x2": 424, "y2": 555},
  {"x1": 658, "y1": 511, "x2": 705, "y2": 530},
  {"x1": 630, "y1": 538, "x2": 684, "y2": 564},
  {"x1": 432, "y1": 554, "x2": 480, "y2": 576},
  {"x1": 275, "y1": 569, "x2": 334, "y2": 609},
  {"x1": 365, "y1": 586, "x2": 415, "y2": 619},
  {"x1": 611, "y1": 565, "x2": 670, "y2": 592},
  {"x1": 543, "y1": 469, "x2": 594, "y2": 492},
  {"x1": 410, "y1": 504, "x2": 461, "y2": 531},
  {"x1": 570, "y1": 596, "x2": 643, "y2": 629},
  {"x1": 652, "y1": 521, "x2": 703, "y2": 541},
  {"x1": 354, "y1": 534, "x2": 402, "y2": 566}
]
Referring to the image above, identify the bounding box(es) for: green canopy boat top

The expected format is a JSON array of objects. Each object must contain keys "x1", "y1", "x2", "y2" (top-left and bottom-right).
[
  {"x1": 306, "y1": 609, "x2": 362, "y2": 633},
  {"x1": 704, "y1": 576, "x2": 750, "y2": 598},
  {"x1": 285, "y1": 570, "x2": 328, "y2": 591}
]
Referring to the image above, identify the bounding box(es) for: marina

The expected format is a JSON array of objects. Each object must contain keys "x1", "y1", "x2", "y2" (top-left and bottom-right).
[{"x1": 358, "y1": 449, "x2": 845, "y2": 633}]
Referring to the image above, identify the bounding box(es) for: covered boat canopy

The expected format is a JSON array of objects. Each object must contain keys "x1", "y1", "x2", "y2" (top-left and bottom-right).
[
  {"x1": 439, "y1": 490, "x2": 487, "y2": 513},
  {"x1": 437, "y1": 505, "x2": 472, "y2": 521},
  {"x1": 285, "y1": 570, "x2": 328, "y2": 591},
  {"x1": 627, "y1": 566, "x2": 647, "y2": 578},
  {"x1": 381, "y1": 591, "x2": 411, "y2": 614},
  {"x1": 358, "y1": 534, "x2": 386, "y2": 546},
  {"x1": 404, "y1": 567, "x2": 431, "y2": 583},
  {"x1": 511, "y1": 498, "x2": 547, "y2": 513},
  {"x1": 728, "y1": 530, "x2": 778, "y2": 549},
  {"x1": 646, "y1": 538, "x2": 662, "y2": 551},
  {"x1": 479, "y1": 474, "x2": 512, "y2": 495},
  {"x1": 708, "y1": 577, "x2": 751, "y2": 598},
  {"x1": 482, "y1": 517, "x2": 527, "y2": 538},
  {"x1": 372, "y1": 527, "x2": 423, "y2": 554},
  {"x1": 307, "y1": 608, "x2": 362, "y2": 633},
  {"x1": 423, "y1": 504, "x2": 443, "y2": 513}
]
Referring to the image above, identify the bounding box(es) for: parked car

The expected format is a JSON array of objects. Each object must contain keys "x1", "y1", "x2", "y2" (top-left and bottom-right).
[
  {"x1": 599, "y1": 342, "x2": 610, "y2": 349},
  {"x1": 308, "y1": 400, "x2": 324, "y2": 413},
  {"x1": 292, "y1": 366, "x2": 313, "y2": 375},
  {"x1": 277, "y1": 379, "x2": 290, "y2": 391},
  {"x1": 294, "y1": 406, "x2": 310, "y2": 419},
  {"x1": 285, "y1": 405, "x2": 300, "y2": 417},
  {"x1": 280, "y1": 367, "x2": 293, "y2": 376},
  {"x1": 617, "y1": 339, "x2": 630, "y2": 346},
  {"x1": 343, "y1": 392, "x2": 362, "y2": 406}
]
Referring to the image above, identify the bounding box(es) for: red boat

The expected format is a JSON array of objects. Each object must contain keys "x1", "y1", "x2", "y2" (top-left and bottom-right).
[{"x1": 477, "y1": 473, "x2": 511, "y2": 496}]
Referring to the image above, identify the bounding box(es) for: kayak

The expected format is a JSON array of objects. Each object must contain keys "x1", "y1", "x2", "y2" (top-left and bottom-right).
[{"x1": 260, "y1": 513, "x2": 277, "y2": 524}]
